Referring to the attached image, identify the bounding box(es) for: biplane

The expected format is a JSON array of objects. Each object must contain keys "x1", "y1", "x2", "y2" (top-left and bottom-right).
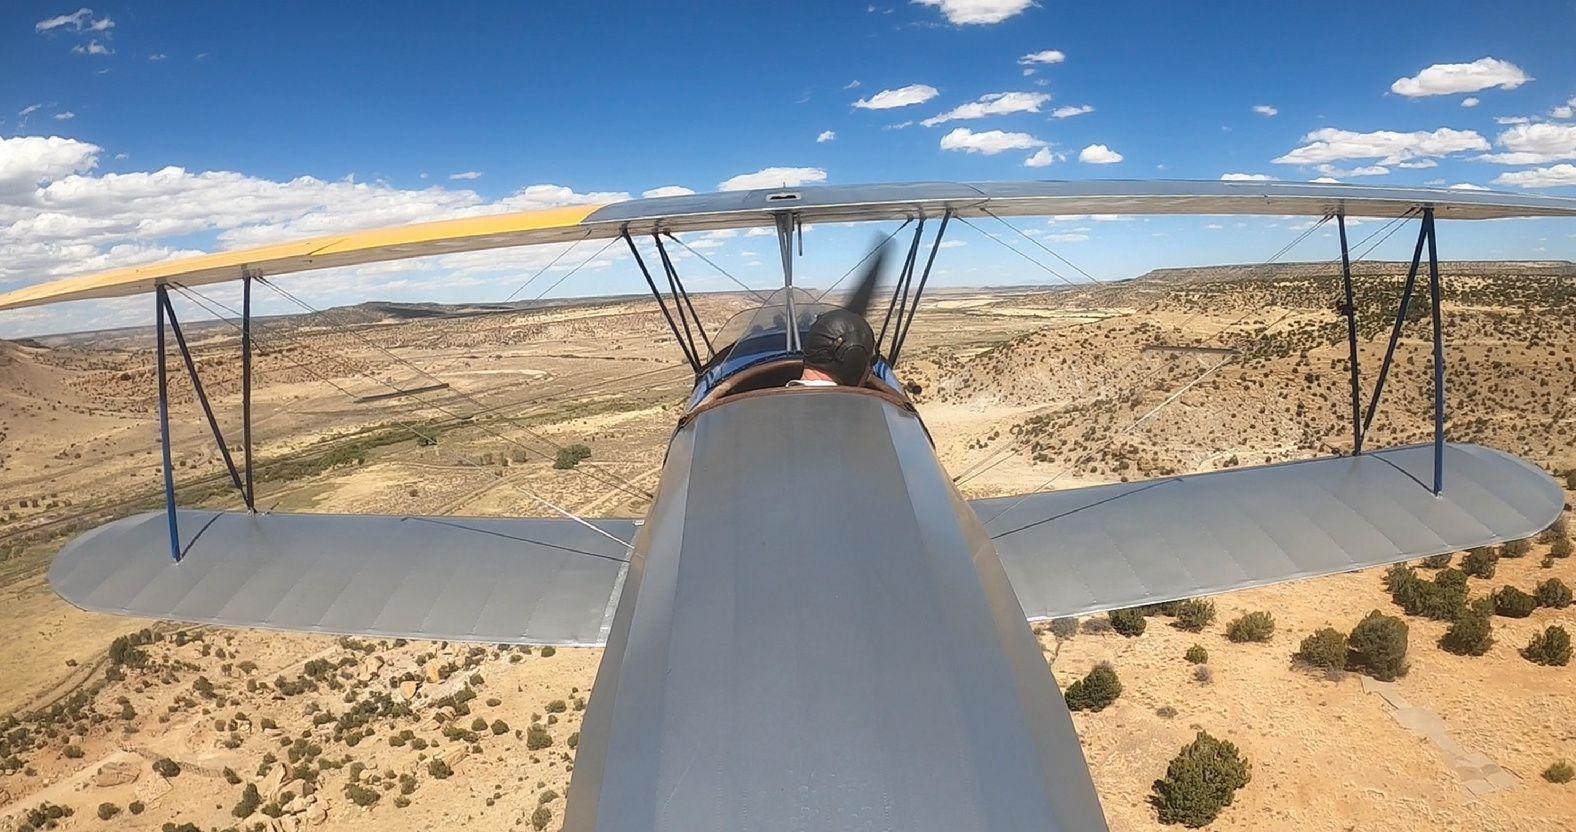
[{"x1": 3, "y1": 181, "x2": 1572, "y2": 831}]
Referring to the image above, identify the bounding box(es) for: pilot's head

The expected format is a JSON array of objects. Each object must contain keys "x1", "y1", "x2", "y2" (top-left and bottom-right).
[{"x1": 802, "y1": 309, "x2": 876, "y2": 386}]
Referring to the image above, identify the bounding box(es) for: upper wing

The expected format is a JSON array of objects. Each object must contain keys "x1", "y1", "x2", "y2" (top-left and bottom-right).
[
  {"x1": 50, "y1": 509, "x2": 636, "y2": 646},
  {"x1": 973, "y1": 443, "x2": 1564, "y2": 620},
  {"x1": 5, "y1": 181, "x2": 1576, "y2": 310}
]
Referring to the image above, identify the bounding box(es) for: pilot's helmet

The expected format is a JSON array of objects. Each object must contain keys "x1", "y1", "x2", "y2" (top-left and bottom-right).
[{"x1": 802, "y1": 309, "x2": 876, "y2": 385}]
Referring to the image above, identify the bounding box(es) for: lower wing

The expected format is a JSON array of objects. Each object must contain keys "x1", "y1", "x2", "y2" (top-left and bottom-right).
[
  {"x1": 974, "y1": 443, "x2": 1564, "y2": 620},
  {"x1": 49, "y1": 510, "x2": 636, "y2": 645}
]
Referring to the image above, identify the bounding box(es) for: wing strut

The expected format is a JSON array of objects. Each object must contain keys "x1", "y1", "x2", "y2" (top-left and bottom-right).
[
  {"x1": 1353, "y1": 206, "x2": 1447, "y2": 492},
  {"x1": 154, "y1": 281, "x2": 258, "y2": 560}
]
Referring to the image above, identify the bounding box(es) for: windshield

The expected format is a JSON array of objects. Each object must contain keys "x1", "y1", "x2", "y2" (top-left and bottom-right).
[{"x1": 712, "y1": 287, "x2": 837, "y2": 366}]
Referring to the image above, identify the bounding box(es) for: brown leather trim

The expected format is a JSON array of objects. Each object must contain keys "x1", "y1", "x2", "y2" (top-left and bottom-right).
[{"x1": 680, "y1": 382, "x2": 917, "y2": 429}]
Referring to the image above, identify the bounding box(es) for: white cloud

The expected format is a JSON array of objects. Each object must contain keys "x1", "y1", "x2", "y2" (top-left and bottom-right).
[
  {"x1": 1220, "y1": 173, "x2": 1275, "y2": 181},
  {"x1": 1395, "y1": 159, "x2": 1438, "y2": 169},
  {"x1": 1390, "y1": 58, "x2": 1530, "y2": 98},
  {"x1": 1461, "y1": 96, "x2": 1480, "y2": 108},
  {"x1": 18, "y1": 104, "x2": 43, "y2": 119},
  {"x1": 717, "y1": 166, "x2": 827, "y2": 191},
  {"x1": 36, "y1": 8, "x2": 113, "y2": 33},
  {"x1": 853, "y1": 84, "x2": 939, "y2": 110},
  {"x1": 71, "y1": 39, "x2": 112, "y2": 56},
  {"x1": 1310, "y1": 177, "x2": 1342, "y2": 184},
  {"x1": 1023, "y1": 147, "x2": 1055, "y2": 168},
  {"x1": 844, "y1": 80, "x2": 862, "y2": 89},
  {"x1": 1018, "y1": 50, "x2": 1065, "y2": 66},
  {"x1": 1272, "y1": 127, "x2": 1488, "y2": 166},
  {"x1": 1447, "y1": 183, "x2": 1490, "y2": 190},
  {"x1": 1252, "y1": 105, "x2": 1278, "y2": 117},
  {"x1": 1550, "y1": 97, "x2": 1576, "y2": 119},
  {"x1": 1314, "y1": 163, "x2": 1390, "y2": 178},
  {"x1": 816, "y1": 130, "x2": 837, "y2": 143},
  {"x1": 913, "y1": 0, "x2": 1034, "y2": 25},
  {"x1": 1477, "y1": 122, "x2": 1576, "y2": 164},
  {"x1": 921, "y1": 91, "x2": 1050, "y2": 126},
  {"x1": 448, "y1": 171, "x2": 482, "y2": 180},
  {"x1": 1493, "y1": 163, "x2": 1576, "y2": 188},
  {"x1": 939, "y1": 127, "x2": 1045, "y2": 155},
  {"x1": 53, "y1": 111, "x2": 75, "y2": 121},
  {"x1": 1078, "y1": 144, "x2": 1123, "y2": 164},
  {"x1": 0, "y1": 135, "x2": 101, "y2": 197},
  {"x1": 641, "y1": 185, "x2": 695, "y2": 199},
  {"x1": 148, "y1": 53, "x2": 167, "y2": 61},
  {"x1": 1051, "y1": 104, "x2": 1093, "y2": 119},
  {"x1": 1496, "y1": 116, "x2": 1531, "y2": 125}
]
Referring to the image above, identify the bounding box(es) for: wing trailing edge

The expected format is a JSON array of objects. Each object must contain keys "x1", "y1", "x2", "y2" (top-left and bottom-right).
[
  {"x1": 49, "y1": 510, "x2": 636, "y2": 646},
  {"x1": 975, "y1": 443, "x2": 1565, "y2": 620}
]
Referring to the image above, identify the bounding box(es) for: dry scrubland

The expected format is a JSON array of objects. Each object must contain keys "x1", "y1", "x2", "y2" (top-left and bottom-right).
[{"x1": 0, "y1": 260, "x2": 1573, "y2": 831}]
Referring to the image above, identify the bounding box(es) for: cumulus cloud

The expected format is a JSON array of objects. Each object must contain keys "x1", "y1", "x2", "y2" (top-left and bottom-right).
[
  {"x1": 1078, "y1": 144, "x2": 1123, "y2": 164},
  {"x1": 1553, "y1": 96, "x2": 1576, "y2": 119},
  {"x1": 71, "y1": 39, "x2": 113, "y2": 56},
  {"x1": 0, "y1": 136, "x2": 631, "y2": 290},
  {"x1": 1390, "y1": 58, "x2": 1530, "y2": 98},
  {"x1": 717, "y1": 166, "x2": 827, "y2": 191},
  {"x1": 921, "y1": 91, "x2": 1050, "y2": 126},
  {"x1": 1272, "y1": 127, "x2": 1488, "y2": 166},
  {"x1": 1018, "y1": 50, "x2": 1065, "y2": 66},
  {"x1": 1023, "y1": 147, "x2": 1055, "y2": 168},
  {"x1": 853, "y1": 84, "x2": 939, "y2": 110},
  {"x1": 448, "y1": 171, "x2": 482, "y2": 180},
  {"x1": 1461, "y1": 96, "x2": 1480, "y2": 108},
  {"x1": 1314, "y1": 164, "x2": 1390, "y2": 178},
  {"x1": 641, "y1": 185, "x2": 695, "y2": 198},
  {"x1": 1220, "y1": 173, "x2": 1275, "y2": 181},
  {"x1": 816, "y1": 130, "x2": 837, "y2": 143},
  {"x1": 1492, "y1": 163, "x2": 1576, "y2": 188},
  {"x1": 1310, "y1": 177, "x2": 1342, "y2": 184},
  {"x1": 1051, "y1": 104, "x2": 1093, "y2": 119},
  {"x1": 938, "y1": 128, "x2": 1045, "y2": 155},
  {"x1": 913, "y1": 0, "x2": 1034, "y2": 25},
  {"x1": 1252, "y1": 105, "x2": 1278, "y2": 117},
  {"x1": 1447, "y1": 183, "x2": 1490, "y2": 190},
  {"x1": 1477, "y1": 122, "x2": 1576, "y2": 164}
]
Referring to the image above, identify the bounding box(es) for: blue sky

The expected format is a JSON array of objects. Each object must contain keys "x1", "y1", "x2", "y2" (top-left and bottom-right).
[{"x1": 3, "y1": 1, "x2": 1575, "y2": 335}]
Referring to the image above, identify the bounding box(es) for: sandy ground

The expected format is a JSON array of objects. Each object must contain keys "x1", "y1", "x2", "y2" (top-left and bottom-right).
[{"x1": 1, "y1": 266, "x2": 1573, "y2": 830}]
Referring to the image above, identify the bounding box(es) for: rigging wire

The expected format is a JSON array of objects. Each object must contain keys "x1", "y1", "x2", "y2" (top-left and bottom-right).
[
  {"x1": 168, "y1": 283, "x2": 636, "y2": 549},
  {"x1": 966, "y1": 212, "x2": 1422, "y2": 529},
  {"x1": 661, "y1": 232, "x2": 771, "y2": 303},
  {"x1": 502, "y1": 231, "x2": 590, "y2": 302},
  {"x1": 815, "y1": 219, "x2": 915, "y2": 302},
  {"x1": 176, "y1": 280, "x2": 654, "y2": 504}
]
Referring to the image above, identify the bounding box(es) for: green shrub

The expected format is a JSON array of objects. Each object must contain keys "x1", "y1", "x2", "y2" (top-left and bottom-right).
[
  {"x1": 545, "y1": 699, "x2": 568, "y2": 714},
  {"x1": 1462, "y1": 547, "x2": 1498, "y2": 579},
  {"x1": 526, "y1": 724, "x2": 553, "y2": 750},
  {"x1": 1295, "y1": 627, "x2": 1348, "y2": 671},
  {"x1": 553, "y1": 444, "x2": 592, "y2": 470},
  {"x1": 1225, "y1": 611, "x2": 1275, "y2": 643},
  {"x1": 1064, "y1": 662, "x2": 1122, "y2": 712},
  {"x1": 1172, "y1": 599, "x2": 1216, "y2": 633},
  {"x1": 1439, "y1": 613, "x2": 1494, "y2": 656},
  {"x1": 1552, "y1": 538, "x2": 1573, "y2": 559},
  {"x1": 1150, "y1": 730, "x2": 1252, "y2": 827},
  {"x1": 1545, "y1": 759, "x2": 1576, "y2": 784},
  {"x1": 1500, "y1": 538, "x2": 1532, "y2": 558},
  {"x1": 1420, "y1": 553, "x2": 1453, "y2": 569},
  {"x1": 1184, "y1": 645, "x2": 1208, "y2": 665},
  {"x1": 531, "y1": 805, "x2": 553, "y2": 831},
  {"x1": 540, "y1": 646, "x2": 557, "y2": 658},
  {"x1": 1536, "y1": 578, "x2": 1573, "y2": 609},
  {"x1": 232, "y1": 783, "x2": 262, "y2": 818},
  {"x1": 491, "y1": 719, "x2": 509, "y2": 736},
  {"x1": 345, "y1": 782, "x2": 380, "y2": 807},
  {"x1": 128, "y1": 801, "x2": 144, "y2": 815},
  {"x1": 1522, "y1": 626, "x2": 1572, "y2": 666},
  {"x1": 1493, "y1": 586, "x2": 1537, "y2": 618},
  {"x1": 1391, "y1": 568, "x2": 1469, "y2": 620},
  {"x1": 152, "y1": 757, "x2": 181, "y2": 778},
  {"x1": 427, "y1": 758, "x2": 453, "y2": 779},
  {"x1": 1109, "y1": 608, "x2": 1147, "y2": 637},
  {"x1": 1348, "y1": 611, "x2": 1408, "y2": 681},
  {"x1": 97, "y1": 803, "x2": 121, "y2": 821},
  {"x1": 1050, "y1": 617, "x2": 1078, "y2": 640}
]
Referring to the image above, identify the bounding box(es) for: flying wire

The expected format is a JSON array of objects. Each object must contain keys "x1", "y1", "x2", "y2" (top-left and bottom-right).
[{"x1": 168, "y1": 283, "x2": 636, "y2": 549}]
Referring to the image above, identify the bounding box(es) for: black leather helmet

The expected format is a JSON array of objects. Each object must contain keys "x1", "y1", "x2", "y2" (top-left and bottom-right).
[{"x1": 801, "y1": 309, "x2": 876, "y2": 385}]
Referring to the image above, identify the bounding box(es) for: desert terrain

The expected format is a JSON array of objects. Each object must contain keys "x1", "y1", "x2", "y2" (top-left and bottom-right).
[{"x1": 0, "y1": 259, "x2": 1573, "y2": 831}]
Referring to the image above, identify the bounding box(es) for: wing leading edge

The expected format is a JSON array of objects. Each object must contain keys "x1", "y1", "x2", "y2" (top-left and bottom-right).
[
  {"x1": 975, "y1": 443, "x2": 1565, "y2": 620},
  {"x1": 49, "y1": 510, "x2": 635, "y2": 646}
]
